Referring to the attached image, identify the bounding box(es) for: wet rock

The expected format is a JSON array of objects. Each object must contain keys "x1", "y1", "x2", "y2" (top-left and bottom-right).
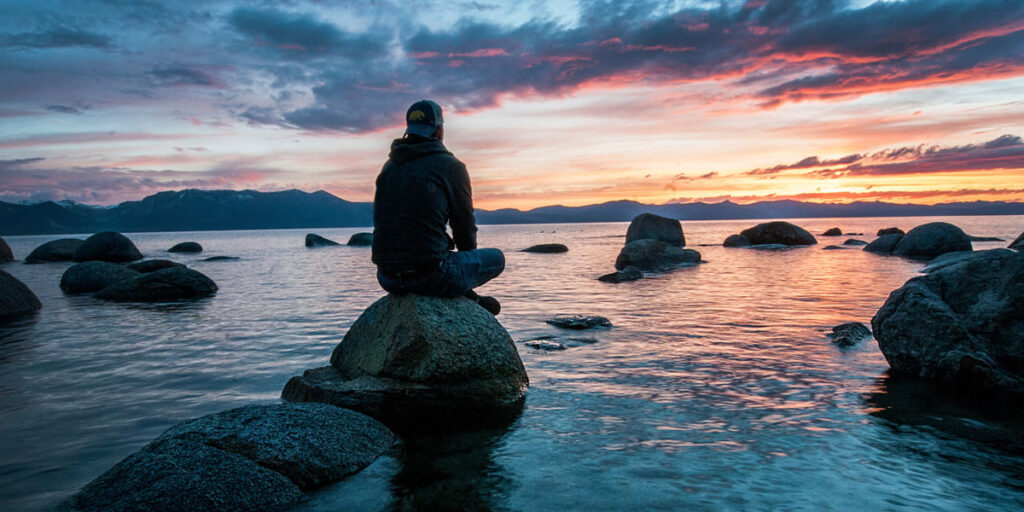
[
  {"x1": 525, "y1": 339, "x2": 565, "y2": 351},
  {"x1": 168, "y1": 241, "x2": 203, "y2": 253},
  {"x1": 202, "y1": 256, "x2": 239, "y2": 262},
  {"x1": 58, "y1": 438, "x2": 303, "y2": 512},
  {"x1": 877, "y1": 227, "x2": 904, "y2": 236},
  {"x1": 892, "y1": 222, "x2": 972, "y2": 260},
  {"x1": 546, "y1": 315, "x2": 612, "y2": 330},
  {"x1": 60, "y1": 261, "x2": 140, "y2": 294},
  {"x1": 0, "y1": 270, "x2": 41, "y2": 320},
  {"x1": 864, "y1": 233, "x2": 904, "y2": 254},
  {"x1": 524, "y1": 335, "x2": 598, "y2": 350},
  {"x1": 739, "y1": 221, "x2": 817, "y2": 246},
  {"x1": 625, "y1": 213, "x2": 685, "y2": 246},
  {"x1": 1010, "y1": 231, "x2": 1024, "y2": 250},
  {"x1": 94, "y1": 267, "x2": 217, "y2": 301},
  {"x1": 127, "y1": 259, "x2": 185, "y2": 273},
  {"x1": 598, "y1": 266, "x2": 643, "y2": 283},
  {"x1": 823, "y1": 245, "x2": 846, "y2": 250},
  {"x1": 347, "y1": 233, "x2": 373, "y2": 246},
  {"x1": 522, "y1": 243, "x2": 568, "y2": 253},
  {"x1": 305, "y1": 234, "x2": 340, "y2": 247},
  {"x1": 828, "y1": 322, "x2": 871, "y2": 347},
  {"x1": 614, "y1": 239, "x2": 701, "y2": 271},
  {"x1": 73, "y1": 232, "x2": 143, "y2": 263},
  {"x1": 0, "y1": 237, "x2": 12, "y2": 262},
  {"x1": 156, "y1": 403, "x2": 395, "y2": 490},
  {"x1": 872, "y1": 249, "x2": 1024, "y2": 394},
  {"x1": 821, "y1": 227, "x2": 842, "y2": 236},
  {"x1": 920, "y1": 250, "x2": 996, "y2": 274},
  {"x1": 723, "y1": 234, "x2": 751, "y2": 247},
  {"x1": 843, "y1": 239, "x2": 869, "y2": 246},
  {"x1": 284, "y1": 294, "x2": 528, "y2": 427},
  {"x1": 25, "y1": 238, "x2": 84, "y2": 264}
]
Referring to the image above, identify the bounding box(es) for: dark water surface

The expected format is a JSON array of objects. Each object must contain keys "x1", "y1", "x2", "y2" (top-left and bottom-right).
[{"x1": 1, "y1": 217, "x2": 1023, "y2": 511}]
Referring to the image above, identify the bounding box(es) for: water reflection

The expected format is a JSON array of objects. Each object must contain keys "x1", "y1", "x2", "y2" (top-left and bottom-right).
[{"x1": 0, "y1": 315, "x2": 39, "y2": 366}]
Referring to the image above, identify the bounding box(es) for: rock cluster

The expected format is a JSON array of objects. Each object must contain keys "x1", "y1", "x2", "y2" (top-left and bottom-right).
[
  {"x1": 73, "y1": 232, "x2": 143, "y2": 263},
  {"x1": 347, "y1": 233, "x2": 373, "y2": 246},
  {"x1": 0, "y1": 270, "x2": 42, "y2": 320},
  {"x1": 61, "y1": 262, "x2": 140, "y2": 294},
  {"x1": 283, "y1": 294, "x2": 529, "y2": 428},
  {"x1": 600, "y1": 213, "x2": 701, "y2": 280},
  {"x1": 864, "y1": 222, "x2": 972, "y2": 260},
  {"x1": 59, "y1": 403, "x2": 395, "y2": 512},
  {"x1": 60, "y1": 261, "x2": 217, "y2": 301},
  {"x1": 872, "y1": 249, "x2": 1024, "y2": 394},
  {"x1": 25, "y1": 238, "x2": 84, "y2": 263},
  {"x1": 305, "y1": 233, "x2": 340, "y2": 247}
]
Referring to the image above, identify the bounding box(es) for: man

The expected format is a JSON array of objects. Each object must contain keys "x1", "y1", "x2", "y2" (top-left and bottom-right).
[{"x1": 371, "y1": 99, "x2": 504, "y2": 315}]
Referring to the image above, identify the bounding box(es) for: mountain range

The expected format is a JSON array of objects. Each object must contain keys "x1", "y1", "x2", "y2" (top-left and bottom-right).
[{"x1": 2, "y1": 188, "x2": 1023, "y2": 236}]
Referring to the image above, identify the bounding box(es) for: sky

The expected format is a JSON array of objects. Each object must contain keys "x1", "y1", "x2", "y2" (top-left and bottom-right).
[{"x1": 1, "y1": 0, "x2": 1023, "y2": 210}]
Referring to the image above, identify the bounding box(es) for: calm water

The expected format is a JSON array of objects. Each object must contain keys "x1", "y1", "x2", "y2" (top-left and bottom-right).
[{"x1": 1, "y1": 216, "x2": 1023, "y2": 511}]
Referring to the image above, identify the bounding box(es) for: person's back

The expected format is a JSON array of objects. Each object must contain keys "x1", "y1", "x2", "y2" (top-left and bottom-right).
[{"x1": 371, "y1": 99, "x2": 504, "y2": 314}]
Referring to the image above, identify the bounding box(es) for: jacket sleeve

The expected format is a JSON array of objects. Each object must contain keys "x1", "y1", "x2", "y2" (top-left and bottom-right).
[{"x1": 448, "y1": 160, "x2": 478, "y2": 251}]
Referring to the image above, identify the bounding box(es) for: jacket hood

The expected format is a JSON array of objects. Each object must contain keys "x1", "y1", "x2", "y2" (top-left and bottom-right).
[{"x1": 388, "y1": 137, "x2": 452, "y2": 164}]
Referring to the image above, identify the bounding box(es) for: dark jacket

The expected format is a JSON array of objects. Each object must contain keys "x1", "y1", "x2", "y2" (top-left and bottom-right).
[{"x1": 371, "y1": 136, "x2": 477, "y2": 270}]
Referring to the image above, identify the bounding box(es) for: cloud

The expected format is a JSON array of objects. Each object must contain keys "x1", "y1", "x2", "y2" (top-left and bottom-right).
[
  {"x1": 46, "y1": 105, "x2": 83, "y2": 115},
  {"x1": 227, "y1": 7, "x2": 390, "y2": 59},
  {"x1": 744, "y1": 153, "x2": 862, "y2": 175},
  {"x1": 1, "y1": 27, "x2": 111, "y2": 49},
  {"x1": 678, "y1": 187, "x2": 1024, "y2": 205},
  {"x1": 151, "y1": 67, "x2": 219, "y2": 87}
]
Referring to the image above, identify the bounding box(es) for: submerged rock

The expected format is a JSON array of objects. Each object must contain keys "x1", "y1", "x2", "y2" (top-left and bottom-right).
[
  {"x1": 625, "y1": 213, "x2": 685, "y2": 246},
  {"x1": 546, "y1": 315, "x2": 612, "y2": 330},
  {"x1": 828, "y1": 322, "x2": 871, "y2": 347},
  {"x1": 60, "y1": 261, "x2": 140, "y2": 294},
  {"x1": 872, "y1": 249, "x2": 1024, "y2": 394},
  {"x1": 202, "y1": 256, "x2": 239, "y2": 262},
  {"x1": 739, "y1": 221, "x2": 817, "y2": 246},
  {"x1": 94, "y1": 267, "x2": 217, "y2": 301},
  {"x1": 347, "y1": 233, "x2": 373, "y2": 246},
  {"x1": 0, "y1": 270, "x2": 41, "y2": 320},
  {"x1": 843, "y1": 239, "x2": 869, "y2": 246},
  {"x1": 525, "y1": 339, "x2": 566, "y2": 351},
  {"x1": 522, "y1": 243, "x2": 568, "y2": 253},
  {"x1": 73, "y1": 232, "x2": 143, "y2": 263},
  {"x1": 877, "y1": 227, "x2": 904, "y2": 236},
  {"x1": 127, "y1": 259, "x2": 185, "y2": 273},
  {"x1": 823, "y1": 245, "x2": 846, "y2": 250},
  {"x1": 723, "y1": 234, "x2": 751, "y2": 247},
  {"x1": 25, "y1": 238, "x2": 84, "y2": 263},
  {"x1": 892, "y1": 222, "x2": 972, "y2": 260},
  {"x1": 967, "y1": 235, "x2": 1003, "y2": 242},
  {"x1": 305, "y1": 234, "x2": 340, "y2": 247},
  {"x1": 864, "y1": 233, "x2": 904, "y2": 254},
  {"x1": 614, "y1": 239, "x2": 700, "y2": 271},
  {"x1": 748, "y1": 244, "x2": 792, "y2": 251},
  {"x1": 821, "y1": 227, "x2": 842, "y2": 236},
  {"x1": 0, "y1": 237, "x2": 12, "y2": 262},
  {"x1": 1010, "y1": 231, "x2": 1024, "y2": 250},
  {"x1": 284, "y1": 294, "x2": 529, "y2": 427},
  {"x1": 168, "y1": 242, "x2": 203, "y2": 253},
  {"x1": 598, "y1": 266, "x2": 643, "y2": 283}
]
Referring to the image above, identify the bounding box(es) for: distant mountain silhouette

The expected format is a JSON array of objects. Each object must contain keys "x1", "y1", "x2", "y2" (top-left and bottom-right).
[{"x1": 2, "y1": 188, "x2": 1023, "y2": 236}]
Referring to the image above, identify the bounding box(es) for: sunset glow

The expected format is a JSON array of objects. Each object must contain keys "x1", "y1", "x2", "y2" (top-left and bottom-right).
[{"x1": 2, "y1": 0, "x2": 1023, "y2": 209}]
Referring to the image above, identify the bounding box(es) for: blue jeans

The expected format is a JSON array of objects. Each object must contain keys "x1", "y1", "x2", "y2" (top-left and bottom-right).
[{"x1": 377, "y1": 248, "x2": 505, "y2": 297}]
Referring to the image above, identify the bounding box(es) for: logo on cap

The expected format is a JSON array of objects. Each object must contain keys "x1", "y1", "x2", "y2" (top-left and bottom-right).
[{"x1": 408, "y1": 110, "x2": 426, "y2": 122}]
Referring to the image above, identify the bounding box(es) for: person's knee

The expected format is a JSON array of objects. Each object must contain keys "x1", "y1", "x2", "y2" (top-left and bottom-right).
[{"x1": 488, "y1": 248, "x2": 505, "y2": 274}]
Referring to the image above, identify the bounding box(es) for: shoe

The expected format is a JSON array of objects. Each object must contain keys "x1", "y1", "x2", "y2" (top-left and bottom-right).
[{"x1": 476, "y1": 295, "x2": 501, "y2": 315}]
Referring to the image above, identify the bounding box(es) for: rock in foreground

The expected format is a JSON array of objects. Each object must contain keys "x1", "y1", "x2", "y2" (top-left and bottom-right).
[
  {"x1": 0, "y1": 270, "x2": 42, "y2": 320},
  {"x1": 60, "y1": 262, "x2": 140, "y2": 294},
  {"x1": 892, "y1": 222, "x2": 972, "y2": 260},
  {"x1": 305, "y1": 234, "x2": 340, "y2": 247},
  {"x1": 739, "y1": 221, "x2": 817, "y2": 246},
  {"x1": 284, "y1": 294, "x2": 528, "y2": 427},
  {"x1": 625, "y1": 213, "x2": 685, "y2": 246},
  {"x1": 73, "y1": 232, "x2": 143, "y2": 263},
  {"x1": 614, "y1": 239, "x2": 700, "y2": 271},
  {"x1": 94, "y1": 267, "x2": 217, "y2": 301},
  {"x1": 0, "y1": 237, "x2": 12, "y2": 262},
  {"x1": 25, "y1": 238, "x2": 84, "y2": 263},
  {"x1": 522, "y1": 243, "x2": 568, "y2": 253},
  {"x1": 872, "y1": 250, "x2": 1024, "y2": 394},
  {"x1": 60, "y1": 403, "x2": 393, "y2": 512},
  {"x1": 347, "y1": 233, "x2": 373, "y2": 246},
  {"x1": 168, "y1": 242, "x2": 203, "y2": 253}
]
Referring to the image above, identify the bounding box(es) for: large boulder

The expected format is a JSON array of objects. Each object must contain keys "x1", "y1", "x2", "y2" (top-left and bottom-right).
[
  {"x1": 522, "y1": 243, "x2": 568, "y2": 253},
  {"x1": 739, "y1": 221, "x2": 816, "y2": 246},
  {"x1": 25, "y1": 238, "x2": 84, "y2": 263},
  {"x1": 1010, "y1": 231, "x2": 1024, "y2": 250},
  {"x1": 0, "y1": 270, "x2": 42, "y2": 320},
  {"x1": 73, "y1": 232, "x2": 143, "y2": 263},
  {"x1": 723, "y1": 234, "x2": 751, "y2": 247},
  {"x1": 60, "y1": 262, "x2": 140, "y2": 294},
  {"x1": 94, "y1": 267, "x2": 217, "y2": 301},
  {"x1": 347, "y1": 233, "x2": 373, "y2": 246},
  {"x1": 0, "y1": 236, "x2": 12, "y2": 262},
  {"x1": 892, "y1": 222, "x2": 972, "y2": 260},
  {"x1": 625, "y1": 213, "x2": 685, "y2": 246},
  {"x1": 283, "y1": 294, "x2": 529, "y2": 427},
  {"x1": 168, "y1": 241, "x2": 203, "y2": 253},
  {"x1": 305, "y1": 234, "x2": 339, "y2": 247},
  {"x1": 614, "y1": 239, "x2": 701, "y2": 271},
  {"x1": 864, "y1": 233, "x2": 904, "y2": 254},
  {"x1": 872, "y1": 250, "x2": 1024, "y2": 394}
]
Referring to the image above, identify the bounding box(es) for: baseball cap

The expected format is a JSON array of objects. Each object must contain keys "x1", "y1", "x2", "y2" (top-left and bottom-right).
[{"x1": 404, "y1": 99, "x2": 444, "y2": 138}]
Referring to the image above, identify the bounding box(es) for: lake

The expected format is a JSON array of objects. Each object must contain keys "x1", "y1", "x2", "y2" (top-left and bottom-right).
[{"x1": 1, "y1": 216, "x2": 1022, "y2": 511}]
